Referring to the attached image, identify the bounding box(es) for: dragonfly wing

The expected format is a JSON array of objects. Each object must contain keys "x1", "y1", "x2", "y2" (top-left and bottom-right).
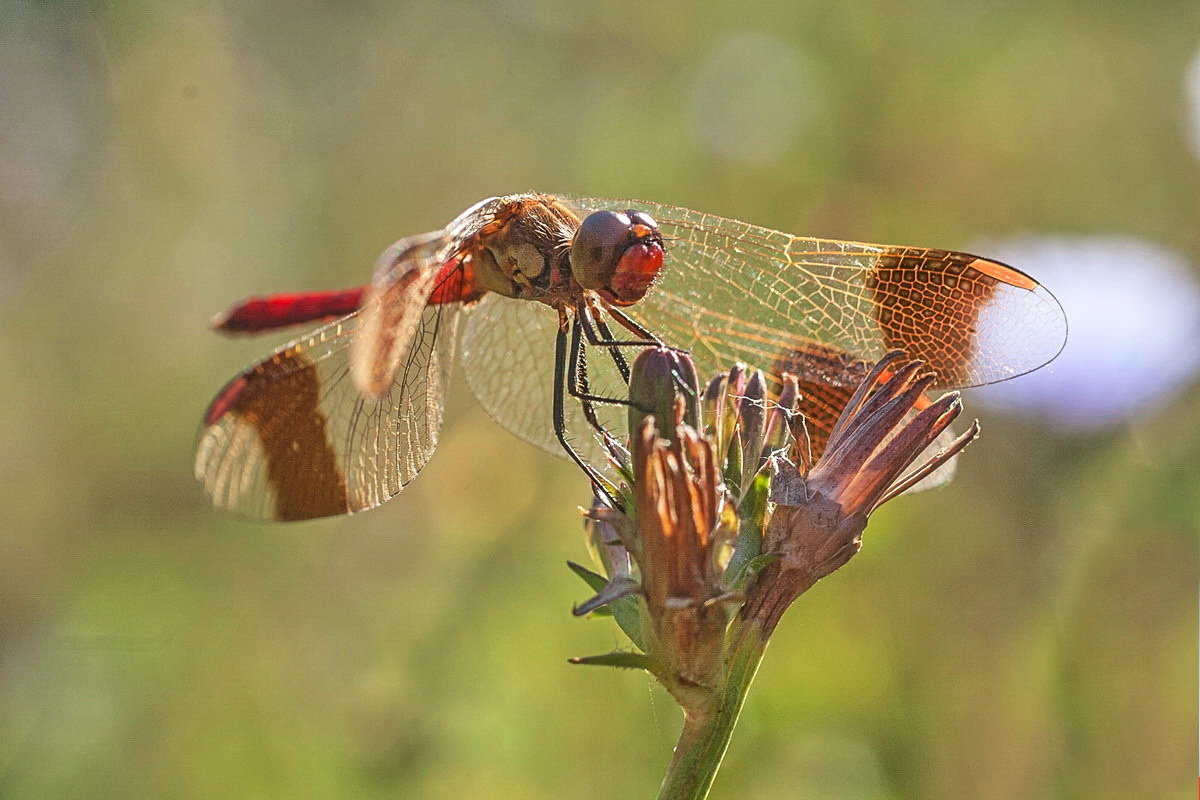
[
  {"x1": 352, "y1": 231, "x2": 453, "y2": 396},
  {"x1": 353, "y1": 196, "x2": 510, "y2": 396},
  {"x1": 460, "y1": 293, "x2": 627, "y2": 468},
  {"x1": 575, "y1": 198, "x2": 1067, "y2": 390},
  {"x1": 197, "y1": 196, "x2": 514, "y2": 520},
  {"x1": 195, "y1": 300, "x2": 463, "y2": 521}
]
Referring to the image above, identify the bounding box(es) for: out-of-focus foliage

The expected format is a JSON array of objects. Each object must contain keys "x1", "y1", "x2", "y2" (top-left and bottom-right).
[{"x1": 1, "y1": 1, "x2": 1195, "y2": 797}]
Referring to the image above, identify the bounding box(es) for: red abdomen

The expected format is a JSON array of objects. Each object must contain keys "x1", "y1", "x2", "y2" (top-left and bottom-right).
[
  {"x1": 211, "y1": 258, "x2": 484, "y2": 335},
  {"x1": 212, "y1": 287, "x2": 367, "y2": 333}
]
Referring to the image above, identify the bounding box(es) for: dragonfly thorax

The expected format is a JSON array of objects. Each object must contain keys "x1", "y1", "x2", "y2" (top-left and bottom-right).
[
  {"x1": 463, "y1": 196, "x2": 666, "y2": 311},
  {"x1": 465, "y1": 195, "x2": 584, "y2": 307}
]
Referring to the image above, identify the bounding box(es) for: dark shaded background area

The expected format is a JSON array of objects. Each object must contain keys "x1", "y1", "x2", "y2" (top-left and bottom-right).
[{"x1": 1, "y1": 1, "x2": 1196, "y2": 797}]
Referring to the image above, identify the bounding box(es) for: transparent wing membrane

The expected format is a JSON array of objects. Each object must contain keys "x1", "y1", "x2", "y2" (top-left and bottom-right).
[
  {"x1": 576, "y1": 198, "x2": 1067, "y2": 391},
  {"x1": 196, "y1": 295, "x2": 463, "y2": 521},
  {"x1": 196, "y1": 198, "x2": 508, "y2": 520},
  {"x1": 460, "y1": 294, "x2": 628, "y2": 468}
]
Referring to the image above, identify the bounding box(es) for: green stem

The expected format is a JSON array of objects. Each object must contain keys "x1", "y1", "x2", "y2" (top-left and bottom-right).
[{"x1": 656, "y1": 620, "x2": 769, "y2": 800}]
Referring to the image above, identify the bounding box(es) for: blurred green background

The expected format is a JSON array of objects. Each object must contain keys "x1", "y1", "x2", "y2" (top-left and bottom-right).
[{"x1": 1, "y1": 1, "x2": 1196, "y2": 798}]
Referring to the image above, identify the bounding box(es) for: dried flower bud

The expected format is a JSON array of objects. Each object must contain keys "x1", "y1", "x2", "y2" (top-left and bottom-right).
[
  {"x1": 763, "y1": 373, "x2": 800, "y2": 455},
  {"x1": 575, "y1": 350, "x2": 983, "y2": 716},
  {"x1": 806, "y1": 354, "x2": 974, "y2": 517},
  {"x1": 742, "y1": 352, "x2": 980, "y2": 634},
  {"x1": 632, "y1": 416, "x2": 730, "y2": 697}
]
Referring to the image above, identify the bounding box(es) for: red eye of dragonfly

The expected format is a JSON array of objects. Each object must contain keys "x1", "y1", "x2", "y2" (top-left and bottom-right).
[
  {"x1": 196, "y1": 193, "x2": 1066, "y2": 521},
  {"x1": 570, "y1": 210, "x2": 665, "y2": 306}
]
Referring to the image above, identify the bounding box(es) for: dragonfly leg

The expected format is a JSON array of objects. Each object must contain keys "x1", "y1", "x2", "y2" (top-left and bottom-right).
[
  {"x1": 578, "y1": 305, "x2": 661, "y2": 349},
  {"x1": 587, "y1": 304, "x2": 691, "y2": 359},
  {"x1": 569, "y1": 315, "x2": 605, "y2": 432},
  {"x1": 579, "y1": 308, "x2": 631, "y2": 383},
  {"x1": 566, "y1": 313, "x2": 644, "y2": 411},
  {"x1": 554, "y1": 321, "x2": 622, "y2": 510},
  {"x1": 605, "y1": 305, "x2": 663, "y2": 344},
  {"x1": 566, "y1": 316, "x2": 639, "y2": 473},
  {"x1": 578, "y1": 306, "x2": 697, "y2": 405}
]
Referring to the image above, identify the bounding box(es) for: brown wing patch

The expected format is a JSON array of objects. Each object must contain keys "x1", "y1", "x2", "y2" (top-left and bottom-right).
[
  {"x1": 208, "y1": 355, "x2": 350, "y2": 521},
  {"x1": 771, "y1": 341, "x2": 871, "y2": 459},
  {"x1": 868, "y1": 249, "x2": 1002, "y2": 387}
]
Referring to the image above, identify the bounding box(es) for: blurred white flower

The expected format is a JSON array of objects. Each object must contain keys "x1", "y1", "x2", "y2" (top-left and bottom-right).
[
  {"x1": 688, "y1": 32, "x2": 814, "y2": 164},
  {"x1": 969, "y1": 236, "x2": 1200, "y2": 431}
]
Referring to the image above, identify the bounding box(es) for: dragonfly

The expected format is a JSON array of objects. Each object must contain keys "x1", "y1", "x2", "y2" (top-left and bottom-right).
[{"x1": 195, "y1": 193, "x2": 1066, "y2": 521}]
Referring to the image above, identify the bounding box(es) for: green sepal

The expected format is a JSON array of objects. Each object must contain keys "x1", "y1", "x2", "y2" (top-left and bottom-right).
[
  {"x1": 724, "y1": 553, "x2": 780, "y2": 594},
  {"x1": 724, "y1": 434, "x2": 743, "y2": 498},
  {"x1": 568, "y1": 651, "x2": 653, "y2": 671},
  {"x1": 566, "y1": 561, "x2": 646, "y2": 650},
  {"x1": 722, "y1": 469, "x2": 770, "y2": 587},
  {"x1": 567, "y1": 560, "x2": 609, "y2": 592},
  {"x1": 628, "y1": 348, "x2": 700, "y2": 446}
]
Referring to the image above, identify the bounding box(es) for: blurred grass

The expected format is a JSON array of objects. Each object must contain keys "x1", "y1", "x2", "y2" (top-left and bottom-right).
[{"x1": 0, "y1": 0, "x2": 1196, "y2": 797}]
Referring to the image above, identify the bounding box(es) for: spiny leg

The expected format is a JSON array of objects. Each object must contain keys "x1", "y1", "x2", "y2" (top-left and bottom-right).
[
  {"x1": 605, "y1": 304, "x2": 662, "y2": 343},
  {"x1": 566, "y1": 313, "x2": 645, "y2": 411},
  {"x1": 578, "y1": 304, "x2": 662, "y2": 350},
  {"x1": 565, "y1": 311, "x2": 654, "y2": 480},
  {"x1": 553, "y1": 318, "x2": 622, "y2": 509},
  {"x1": 569, "y1": 313, "x2": 605, "y2": 432},
  {"x1": 580, "y1": 308, "x2": 632, "y2": 383},
  {"x1": 580, "y1": 303, "x2": 691, "y2": 384},
  {"x1": 578, "y1": 305, "x2": 697, "y2": 408}
]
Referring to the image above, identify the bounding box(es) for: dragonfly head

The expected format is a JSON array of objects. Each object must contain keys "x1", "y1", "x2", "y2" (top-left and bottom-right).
[{"x1": 570, "y1": 209, "x2": 664, "y2": 306}]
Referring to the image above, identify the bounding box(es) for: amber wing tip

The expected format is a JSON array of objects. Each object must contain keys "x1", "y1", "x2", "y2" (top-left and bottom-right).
[{"x1": 968, "y1": 258, "x2": 1038, "y2": 291}]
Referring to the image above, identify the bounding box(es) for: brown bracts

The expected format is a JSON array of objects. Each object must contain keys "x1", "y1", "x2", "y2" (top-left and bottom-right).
[{"x1": 196, "y1": 194, "x2": 1065, "y2": 521}]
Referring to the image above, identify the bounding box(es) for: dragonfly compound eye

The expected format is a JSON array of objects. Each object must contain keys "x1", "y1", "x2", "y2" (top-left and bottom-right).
[{"x1": 571, "y1": 210, "x2": 664, "y2": 306}]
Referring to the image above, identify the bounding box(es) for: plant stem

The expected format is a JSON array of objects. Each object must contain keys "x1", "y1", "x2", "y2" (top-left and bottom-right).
[{"x1": 656, "y1": 619, "x2": 769, "y2": 800}]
